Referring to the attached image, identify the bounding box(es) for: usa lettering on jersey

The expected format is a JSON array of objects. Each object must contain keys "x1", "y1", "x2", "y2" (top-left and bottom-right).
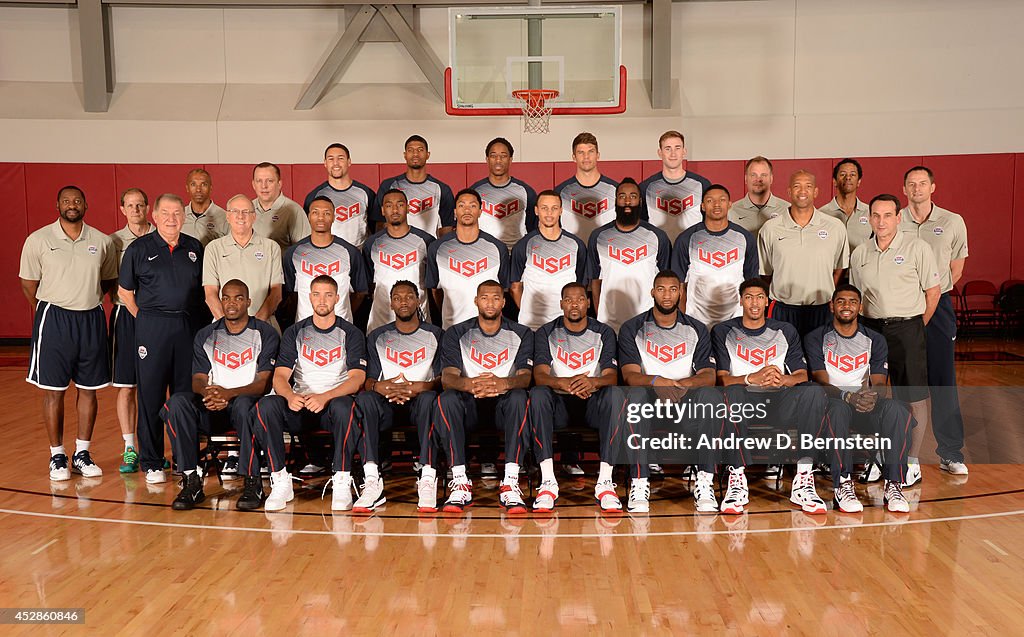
[
  {"x1": 555, "y1": 345, "x2": 596, "y2": 371},
  {"x1": 655, "y1": 193, "x2": 695, "y2": 217},
  {"x1": 646, "y1": 339, "x2": 687, "y2": 363},
  {"x1": 214, "y1": 347, "x2": 254, "y2": 370},
  {"x1": 736, "y1": 343, "x2": 777, "y2": 367},
  {"x1": 301, "y1": 343, "x2": 345, "y2": 367},
  {"x1": 385, "y1": 345, "x2": 428, "y2": 368},
  {"x1": 448, "y1": 256, "x2": 489, "y2": 277}
]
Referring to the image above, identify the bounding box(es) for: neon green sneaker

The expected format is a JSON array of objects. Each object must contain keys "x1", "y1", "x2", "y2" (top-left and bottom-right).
[{"x1": 119, "y1": 446, "x2": 139, "y2": 473}]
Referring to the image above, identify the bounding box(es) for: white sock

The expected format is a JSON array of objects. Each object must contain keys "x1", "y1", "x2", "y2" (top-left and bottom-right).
[
  {"x1": 421, "y1": 465, "x2": 437, "y2": 480},
  {"x1": 338, "y1": 470, "x2": 351, "y2": 480},
  {"x1": 797, "y1": 457, "x2": 813, "y2": 474},
  {"x1": 272, "y1": 468, "x2": 288, "y2": 480},
  {"x1": 364, "y1": 462, "x2": 379, "y2": 480},
  {"x1": 908, "y1": 456, "x2": 919, "y2": 465},
  {"x1": 75, "y1": 439, "x2": 90, "y2": 453},
  {"x1": 730, "y1": 465, "x2": 745, "y2": 475},
  {"x1": 632, "y1": 477, "x2": 648, "y2": 486},
  {"x1": 598, "y1": 462, "x2": 614, "y2": 484},
  {"x1": 540, "y1": 459, "x2": 555, "y2": 483},
  {"x1": 50, "y1": 445, "x2": 66, "y2": 457},
  {"x1": 227, "y1": 450, "x2": 239, "y2": 458},
  {"x1": 452, "y1": 465, "x2": 467, "y2": 480},
  {"x1": 123, "y1": 434, "x2": 135, "y2": 449},
  {"x1": 504, "y1": 462, "x2": 519, "y2": 483}
]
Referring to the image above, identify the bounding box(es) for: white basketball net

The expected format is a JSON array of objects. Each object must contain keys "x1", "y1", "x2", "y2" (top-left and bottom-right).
[{"x1": 513, "y1": 90, "x2": 558, "y2": 134}]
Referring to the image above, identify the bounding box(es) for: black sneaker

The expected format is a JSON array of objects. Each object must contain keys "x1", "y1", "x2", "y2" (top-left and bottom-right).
[
  {"x1": 172, "y1": 472, "x2": 205, "y2": 510},
  {"x1": 72, "y1": 450, "x2": 103, "y2": 477},
  {"x1": 237, "y1": 476, "x2": 265, "y2": 511},
  {"x1": 222, "y1": 455, "x2": 240, "y2": 477}
]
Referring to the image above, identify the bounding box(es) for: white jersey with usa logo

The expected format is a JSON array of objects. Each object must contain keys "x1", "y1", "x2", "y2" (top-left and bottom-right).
[
  {"x1": 277, "y1": 316, "x2": 366, "y2": 395},
  {"x1": 804, "y1": 324, "x2": 888, "y2": 391},
  {"x1": 534, "y1": 317, "x2": 616, "y2": 390},
  {"x1": 425, "y1": 231, "x2": 510, "y2": 329},
  {"x1": 470, "y1": 177, "x2": 538, "y2": 250},
  {"x1": 639, "y1": 171, "x2": 711, "y2": 239},
  {"x1": 587, "y1": 221, "x2": 671, "y2": 332},
  {"x1": 712, "y1": 318, "x2": 806, "y2": 391},
  {"x1": 363, "y1": 227, "x2": 434, "y2": 331},
  {"x1": 510, "y1": 229, "x2": 588, "y2": 330},
  {"x1": 554, "y1": 175, "x2": 618, "y2": 243},
  {"x1": 193, "y1": 317, "x2": 279, "y2": 390},
  {"x1": 618, "y1": 310, "x2": 714, "y2": 380},
  {"x1": 366, "y1": 322, "x2": 442, "y2": 383},
  {"x1": 372, "y1": 174, "x2": 455, "y2": 238},
  {"x1": 303, "y1": 180, "x2": 376, "y2": 249},
  {"x1": 441, "y1": 317, "x2": 533, "y2": 379},
  {"x1": 672, "y1": 222, "x2": 759, "y2": 329},
  {"x1": 284, "y1": 236, "x2": 369, "y2": 323}
]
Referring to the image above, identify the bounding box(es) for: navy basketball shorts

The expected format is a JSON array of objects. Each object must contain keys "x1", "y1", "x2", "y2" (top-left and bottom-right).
[
  {"x1": 27, "y1": 301, "x2": 110, "y2": 391},
  {"x1": 108, "y1": 304, "x2": 137, "y2": 387}
]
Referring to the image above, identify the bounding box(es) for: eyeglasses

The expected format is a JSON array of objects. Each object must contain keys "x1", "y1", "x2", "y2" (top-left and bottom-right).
[{"x1": 227, "y1": 209, "x2": 256, "y2": 215}]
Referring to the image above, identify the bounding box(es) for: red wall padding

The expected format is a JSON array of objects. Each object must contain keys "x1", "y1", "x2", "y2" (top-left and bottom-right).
[{"x1": 5, "y1": 153, "x2": 1020, "y2": 338}]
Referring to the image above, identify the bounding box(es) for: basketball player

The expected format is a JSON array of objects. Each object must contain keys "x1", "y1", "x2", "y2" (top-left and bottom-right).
[
  {"x1": 639, "y1": 130, "x2": 711, "y2": 238},
  {"x1": 303, "y1": 143, "x2": 376, "y2": 249},
  {"x1": 470, "y1": 137, "x2": 538, "y2": 250},
  {"x1": 373, "y1": 135, "x2": 455, "y2": 238},
  {"x1": 554, "y1": 132, "x2": 618, "y2": 242}
]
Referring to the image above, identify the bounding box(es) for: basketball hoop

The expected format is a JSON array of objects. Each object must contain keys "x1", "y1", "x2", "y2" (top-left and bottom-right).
[{"x1": 512, "y1": 89, "x2": 559, "y2": 134}]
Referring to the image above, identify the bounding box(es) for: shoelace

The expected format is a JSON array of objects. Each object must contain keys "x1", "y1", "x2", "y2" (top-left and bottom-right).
[
  {"x1": 794, "y1": 472, "x2": 817, "y2": 496},
  {"x1": 723, "y1": 473, "x2": 745, "y2": 502},
  {"x1": 51, "y1": 455, "x2": 68, "y2": 469},
  {"x1": 629, "y1": 482, "x2": 650, "y2": 502},
  {"x1": 322, "y1": 475, "x2": 355, "y2": 500},
  {"x1": 76, "y1": 451, "x2": 94, "y2": 466},
  {"x1": 538, "y1": 480, "x2": 558, "y2": 495},
  {"x1": 836, "y1": 480, "x2": 857, "y2": 503},
  {"x1": 885, "y1": 482, "x2": 904, "y2": 501},
  {"x1": 595, "y1": 481, "x2": 618, "y2": 498},
  {"x1": 694, "y1": 478, "x2": 715, "y2": 501},
  {"x1": 447, "y1": 478, "x2": 472, "y2": 501}
]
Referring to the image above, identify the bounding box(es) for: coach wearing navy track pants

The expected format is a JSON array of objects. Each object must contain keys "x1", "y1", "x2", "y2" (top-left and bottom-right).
[{"x1": 118, "y1": 193, "x2": 205, "y2": 485}]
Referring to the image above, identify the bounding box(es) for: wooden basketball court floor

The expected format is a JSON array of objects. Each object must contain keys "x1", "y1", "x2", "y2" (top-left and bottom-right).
[{"x1": 1, "y1": 339, "x2": 1023, "y2": 635}]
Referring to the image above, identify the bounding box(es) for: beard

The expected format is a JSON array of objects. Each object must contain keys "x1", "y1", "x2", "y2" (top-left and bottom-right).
[
  {"x1": 615, "y1": 204, "x2": 640, "y2": 227},
  {"x1": 653, "y1": 301, "x2": 677, "y2": 316}
]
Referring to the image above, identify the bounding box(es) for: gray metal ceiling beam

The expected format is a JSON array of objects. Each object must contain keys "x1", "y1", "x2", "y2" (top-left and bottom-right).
[
  {"x1": 647, "y1": 0, "x2": 671, "y2": 109},
  {"x1": 295, "y1": 4, "x2": 375, "y2": 110},
  {"x1": 377, "y1": 3, "x2": 444, "y2": 99},
  {"x1": 78, "y1": 0, "x2": 114, "y2": 112}
]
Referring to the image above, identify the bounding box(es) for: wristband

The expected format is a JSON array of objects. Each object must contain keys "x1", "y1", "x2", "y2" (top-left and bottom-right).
[
  {"x1": 744, "y1": 374, "x2": 752, "y2": 386},
  {"x1": 650, "y1": 375, "x2": 660, "y2": 386},
  {"x1": 841, "y1": 390, "x2": 850, "y2": 403}
]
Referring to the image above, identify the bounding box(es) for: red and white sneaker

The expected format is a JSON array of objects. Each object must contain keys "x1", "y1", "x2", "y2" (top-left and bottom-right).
[
  {"x1": 443, "y1": 477, "x2": 473, "y2": 513},
  {"x1": 533, "y1": 479, "x2": 559, "y2": 512},
  {"x1": 499, "y1": 481, "x2": 527, "y2": 514},
  {"x1": 594, "y1": 480, "x2": 622, "y2": 512},
  {"x1": 720, "y1": 467, "x2": 748, "y2": 515},
  {"x1": 790, "y1": 471, "x2": 827, "y2": 515},
  {"x1": 416, "y1": 474, "x2": 438, "y2": 513},
  {"x1": 832, "y1": 477, "x2": 863, "y2": 513}
]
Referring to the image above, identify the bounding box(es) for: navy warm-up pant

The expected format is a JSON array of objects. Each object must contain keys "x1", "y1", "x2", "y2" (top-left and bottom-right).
[
  {"x1": 249, "y1": 395, "x2": 362, "y2": 475},
  {"x1": 432, "y1": 389, "x2": 530, "y2": 468},
  {"x1": 769, "y1": 301, "x2": 832, "y2": 339},
  {"x1": 527, "y1": 386, "x2": 618, "y2": 465},
  {"x1": 927, "y1": 293, "x2": 965, "y2": 462},
  {"x1": 135, "y1": 310, "x2": 193, "y2": 473},
  {"x1": 825, "y1": 396, "x2": 913, "y2": 484},
  {"x1": 354, "y1": 391, "x2": 436, "y2": 468},
  {"x1": 161, "y1": 393, "x2": 257, "y2": 474}
]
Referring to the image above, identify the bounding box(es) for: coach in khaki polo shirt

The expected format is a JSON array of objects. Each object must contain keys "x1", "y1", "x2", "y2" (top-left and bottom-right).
[
  {"x1": 851, "y1": 193, "x2": 940, "y2": 487},
  {"x1": 758, "y1": 170, "x2": 849, "y2": 336},
  {"x1": 729, "y1": 156, "x2": 790, "y2": 235},
  {"x1": 182, "y1": 168, "x2": 228, "y2": 246},
  {"x1": 901, "y1": 165, "x2": 970, "y2": 472},
  {"x1": 204, "y1": 194, "x2": 284, "y2": 329},
  {"x1": 251, "y1": 162, "x2": 310, "y2": 249}
]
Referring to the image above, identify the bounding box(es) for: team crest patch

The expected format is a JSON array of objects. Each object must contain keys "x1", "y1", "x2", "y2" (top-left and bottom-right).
[
  {"x1": 272, "y1": 215, "x2": 280, "y2": 222},
  {"x1": 893, "y1": 255, "x2": 905, "y2": 265},
  {"x1": 138, "y1": 346, "x2": 148, "y2": 360},
  {"x1": 817, "y1": 229, "x2": 829, "y2": 240},
  {"x1": 933, "y1": 227, "x2": 944, "y2": 236},
  {"x1": 87, "y1": 245, "x2": 98, "y2": 255},
  {"x1": 207, "y1": 222, "x2": 216, "y2": 230},
  {"x1": 255, "y1": 251, "x2": 265, "y2": 261},
  {"x1": 858, "y1": 216, "x2": 868, "y2": 225},
  {"x1": 188, "y1": 251, "x2": 197, "y2": 262},
  {"x1": 769, "y1": 212, "x2": 780, "y2": 219}
]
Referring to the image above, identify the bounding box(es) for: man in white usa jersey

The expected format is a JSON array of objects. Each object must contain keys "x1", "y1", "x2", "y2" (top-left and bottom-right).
[
  {"x1": 672, "y1": 184, "x2": 758, "y2": 329},
  {"x1": 510, "y1": 190, "x2": 588, "y2": 330},
  {"x1": 588, "y1": 178, "x2": 671, "y2": 332},
  {"x1": 639, "y1": 130, "x2": 711, "y2": 239},
  {"x1": 363, "y1": 189, "x2": 434, "y2": 331},
  {"x1": 372, "y1": 135, "x2": 455, "y2": 238},
  {"x1": 470, "y1": 137, "x2": 538, "y2": 250},
  {"x1": 425, "y1": 188, "x2": 509, "y2": 328},
  {"x1": 355, "y1": 281, "x2": 444, "y2": 512},
  {"x1": 554, "y1": 132, "x2": 618, "y2": 243},
  {"x1": 303, "y1": 143, "x2": 376, "y2": 249}
]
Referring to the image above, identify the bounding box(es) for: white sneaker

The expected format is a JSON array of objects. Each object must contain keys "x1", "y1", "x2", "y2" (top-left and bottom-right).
[
  {"x1": 627, "y1": 478, "x2": 650, "y2": 513},
  {"x1": 329, "y1": 472, "x2": 354, "y2": 511},
  {"x1": 353, "y1": 476, "x2": 386, "y2": 513},
  {"x1": 884, "y1": 480, "x2": 910, "y2": 513},
  {"x1": 939, "y1": 458, "x2": 969, "y2": 476},
  {"x1": 443, "y1": 477, "x2": 473, "y2": 513},
  {"x1": 499, "y1": 480, "x2": 527, "y2": 514},
  {"x1": 71, "y1": 450, "x2": 103, "y2": 477},
  {"x1": 49, "y1": 454, "x2": 71, "y2": 481},
  {"x1": 145, "y1": 469, "x2": 167, "y2": 484},
  {"x1": 299, "y1": 463, "x2": 325, "y2": 476},
  {"x1": 902, "y1": 462, "x2": 922, "y2": 487},
  {"x1": 790, "y1": 471, "x2": 827, "y2": 515},
  {"x1": 858, "y1": 460, "x2": 883, "y2": 483},
  {"x1": 561, "y1": 464, "x2": 584, "y2": 476},
  {"x1": 533, "y1": 479, "x2": 559, "y2": 512},
  {"x1": 594, "y1": 480, "x2": 622, "y2": 512},
  {"x1": 480, "y1": 463, "x2": 497, "y2": 477},
  {"x1": 265, "y1": 470, "x2": 294, "y2": 511},
  {"x1": 648, "y1": 464, "x2": 664, "y2": 475},
  {"x1": 417, "y1": 474, "x2": 438, "y2": 513},
  {"x1": 764, "y1": 464, "x2": 782, "y2": 479},
  {"x1": 720, "y1": 467, "x2": 748, "y2": 515},
  {"x1": 693, "y1": 471, "x2": 718, "y2": 513},
  {"x1": 833, "y1": 477, "x2": 863, "y2": 513}
]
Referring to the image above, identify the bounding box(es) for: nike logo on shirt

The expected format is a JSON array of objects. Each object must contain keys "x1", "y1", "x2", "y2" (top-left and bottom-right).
[{"x1": 148, "y1": 255, "x2": 159, "y2": 261}]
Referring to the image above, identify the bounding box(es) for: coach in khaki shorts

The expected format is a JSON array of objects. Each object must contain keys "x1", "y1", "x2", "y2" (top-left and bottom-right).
[
  {"x1": 851, "y1": 193, "x2": 940, "y2": 489},
  {"x1": 20, "y1": 185, "x2": 118, "y2": 481}
]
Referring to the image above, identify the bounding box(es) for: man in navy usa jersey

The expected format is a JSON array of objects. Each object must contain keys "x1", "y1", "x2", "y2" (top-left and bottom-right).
[
  {"x1": 804, "y1": 284, "x2": 912, "y2": 513},
  {"x1": 433, "y1": 280, "x2": 532, "y2": 513},
  {"x1": 161, "y1": 280, "x2": 278, "y2": 511},
  {"x1": 363, "y1": 189, "x2": 434, "y2": 331},
  {"x1": 617, "y1": 270, "x2": 725, "y2": 514},
  {"x1": 712, "y1": 277, "x2": 839, "y2": 515},
  {"x1": 303, "y1": 143, "x2": 376, "y2": 249},
  {"x1": 528, "y1": 282, "x2": 619, "y2": 511},
  {"x1": 588, "y1": 178, "x2": 671, "y2": 332},
  {"x1": 251, "y1": 276, "x2": 370, "y2": 512},
  {"x1": 639, "y1": 130, "x2": 712, "y2": 239},
  {"x1": 373, "y1": 135, "x2": 455, "y2": 238},
  {"x1": 470, "y1": 137, "x2": 538, "y2": 250},
  {"x1": 425, "y1": 188, "x2": 509, "y2": 328},
  {"x1": 554, "y1": 132, "x2": 618, "y2": 243},
  {"x1": 509, "y1": 190, "x2": 588, "y2": 330},
  {"x1": 355, "y1": 280, "x2": 444, "y2": 513},
  {"x1": 672, "y1": 184, "x2": 758, "y2": 329}
]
